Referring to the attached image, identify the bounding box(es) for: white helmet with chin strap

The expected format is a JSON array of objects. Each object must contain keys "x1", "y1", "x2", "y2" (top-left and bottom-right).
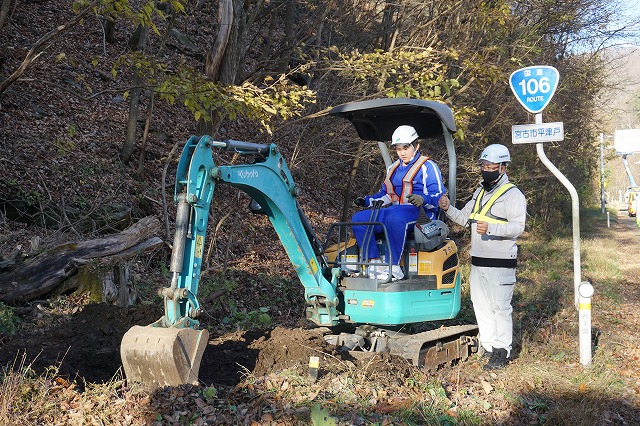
[
  {"x1": 391, "y1": 125, "x2": 419, "y2": 145},
  {"x1": 479, "y1": 144, "x2": 510, "y2": 190},
  {"x1": 479, "y1": 144, "x2": 511, "y2": 164}
]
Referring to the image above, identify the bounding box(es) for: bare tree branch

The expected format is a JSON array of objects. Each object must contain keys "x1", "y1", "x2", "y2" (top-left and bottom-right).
[{"x1": 0, "y1": 0, "x2": 100, "y2": 96}]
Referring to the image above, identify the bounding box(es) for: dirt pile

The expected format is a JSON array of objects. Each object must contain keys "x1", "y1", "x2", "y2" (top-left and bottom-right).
[{"x1": 0, "y1": 300, "x2": 420, "y2": 388}]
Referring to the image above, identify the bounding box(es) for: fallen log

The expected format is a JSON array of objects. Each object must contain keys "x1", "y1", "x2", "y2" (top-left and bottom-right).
[{"x1": 0, "y1": 216, "x2": 163, "y2": 305}]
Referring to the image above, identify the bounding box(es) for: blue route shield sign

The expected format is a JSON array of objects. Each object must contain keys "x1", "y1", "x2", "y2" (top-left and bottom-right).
[{"x1": 509, "y1": 66, "x2": 560, "y2": 114}]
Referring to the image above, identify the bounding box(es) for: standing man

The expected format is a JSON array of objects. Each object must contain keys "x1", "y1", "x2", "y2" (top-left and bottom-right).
[{"x1": 438, "y1": 144, "x2": 526, "y2": 370}]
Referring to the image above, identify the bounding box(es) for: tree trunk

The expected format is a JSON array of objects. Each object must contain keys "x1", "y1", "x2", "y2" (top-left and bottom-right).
[
  {"x1": 120, "y1": 75, "x2": 143, "y2": 163},
  {"x1": 341, "y1": 141, "x2": 364, "y2": 222},
  {"x1": 205, "y1": 0, "x2": 233, "y2": 81},
  {"x1": 136, "y1": 10, "x2": 176, "y2": 177},
  {"x1": 0, "y1": 216, "x2": 162, "y2": 305},
  {"x1": 198, "y1": 0, "x2": 241, "y2": 135},
  {"x1": 218, "y1": 0, "x2": 249, "y2": 85},
  {"x1": 99, "y1": 261, "x2": 137, "y2": 306},
  {"x1": 120, "y1": 25, "x2": 150, "y2": 164},
  {"x1": 104, "y1": 14, "x2": 116, "y2": 44},
  {"x1": 380, "y1": 0, "x2": 399, "y2": 51},
  {"x1": 56, "y1": 261, "x2": 137, "y2": 306},
  {"x1": 0, "y1": 0, "x2": 14, "y2": 32}
]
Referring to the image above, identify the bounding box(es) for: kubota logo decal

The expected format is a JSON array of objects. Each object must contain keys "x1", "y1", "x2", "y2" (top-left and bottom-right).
[{"x1": 238, "y1": 170, "x2": 259, "y2": 178}]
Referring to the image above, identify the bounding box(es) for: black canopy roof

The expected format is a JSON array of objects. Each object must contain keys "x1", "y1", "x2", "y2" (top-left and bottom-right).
[{"x1": 328, "y1": 98, "x2": 456, "y2": 141}]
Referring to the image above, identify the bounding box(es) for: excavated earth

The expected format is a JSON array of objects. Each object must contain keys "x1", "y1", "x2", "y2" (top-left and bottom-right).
[
  {"x1": 0, "y1": 301, "x2": 333, "y2": 388},
  {"x1": 0, "y1": 282, "x2": 423, "y2": 389}
]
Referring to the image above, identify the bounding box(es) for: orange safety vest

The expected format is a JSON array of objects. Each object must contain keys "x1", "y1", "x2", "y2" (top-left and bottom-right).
[{"x1": 383, "y1": 155, "x2": 429, "y2": 204}]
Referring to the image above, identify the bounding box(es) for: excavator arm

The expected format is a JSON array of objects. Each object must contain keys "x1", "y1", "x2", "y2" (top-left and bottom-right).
[
  {"x1": 121, "y1": 136, "x2": 341, "y2": 390},
  {"x1": 174, "y1": 135, "x2": 341, "y2": 326},
  {"x1": 621, "y1": 154, "x2": 638, "y2": 188}
]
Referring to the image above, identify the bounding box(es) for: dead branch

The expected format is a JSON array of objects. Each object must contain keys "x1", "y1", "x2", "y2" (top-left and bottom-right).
[
  {"x1": 0, "y1": 216, "x2": 163, "y2": 304},
  {"x1": 0, "y1": 0, "x2": 100, "y2": 96}
]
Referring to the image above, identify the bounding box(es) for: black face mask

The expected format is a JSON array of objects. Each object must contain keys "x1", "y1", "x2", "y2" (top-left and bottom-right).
[{"x1": 481, "y1": 170, "x2": 501, "y2": 190}]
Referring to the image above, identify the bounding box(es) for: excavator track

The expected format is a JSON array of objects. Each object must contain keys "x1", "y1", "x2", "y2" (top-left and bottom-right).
[
  {"x1": 325, "y1": 324, "x2": 479, "y2": 371},
  {"x1": 386, "y1": 324, "x2": 479, "y2": 370}
]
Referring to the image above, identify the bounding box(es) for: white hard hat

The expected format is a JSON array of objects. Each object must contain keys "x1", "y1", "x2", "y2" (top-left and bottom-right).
[
  {"x1": 479, "y1": 144, "x2": 511, "y2": 163},
  {"x1": 391, "y1": 125, "x2": 419, "y2": 145}
]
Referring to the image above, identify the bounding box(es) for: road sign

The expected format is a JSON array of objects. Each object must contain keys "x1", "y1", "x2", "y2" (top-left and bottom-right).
[
  {"x1": 509, "y1": 66, "x2": 559, "y2": 114},
  {"x1": 512, "y1": 122, "x2": 564, "y2": 144}
]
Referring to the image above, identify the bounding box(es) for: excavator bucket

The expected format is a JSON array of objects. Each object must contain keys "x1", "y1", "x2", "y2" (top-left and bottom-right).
[{"x1": 120, "y1": 325, "x2": 209, "y2": 390}]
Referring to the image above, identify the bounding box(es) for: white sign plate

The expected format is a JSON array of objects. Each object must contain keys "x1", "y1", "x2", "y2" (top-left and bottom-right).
[
  {"x1": 512, "y1": 122, "x2": 564, "y2": 144},
  {"x1": 614, "y1": 129, "x2": 640, "y2": 154}
]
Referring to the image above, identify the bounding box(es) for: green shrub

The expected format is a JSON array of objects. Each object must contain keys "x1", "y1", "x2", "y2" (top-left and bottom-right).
[{"x1": 0, "y1": 303, "x2": 20, "y2": 335}]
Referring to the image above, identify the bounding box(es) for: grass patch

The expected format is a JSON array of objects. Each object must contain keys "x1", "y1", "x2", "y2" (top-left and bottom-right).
[
  {"x1": 581, "y1": 238, "x2": 622, "y2": 283},
  {"x1": 0, "y1": 355, "x2": 143, "y2": 424}
]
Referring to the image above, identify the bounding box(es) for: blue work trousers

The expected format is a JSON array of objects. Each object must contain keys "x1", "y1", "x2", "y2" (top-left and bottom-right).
[{"x1": 351, "y1": 204, "x2": 418, "y2": 265}]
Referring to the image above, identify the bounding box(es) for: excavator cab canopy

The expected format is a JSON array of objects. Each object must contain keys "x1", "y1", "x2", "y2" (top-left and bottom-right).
[
  {"x1": 328, "y1": 97, "x2": 456, "y2": 140},
  {"x1": 328, "y1": 97, "x2": 458, "y2": 202}
]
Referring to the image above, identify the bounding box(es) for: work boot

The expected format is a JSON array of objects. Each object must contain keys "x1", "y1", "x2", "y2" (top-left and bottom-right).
[
  {"x1": 478, "y1": 346, "x2": 492, "y2": 360},
  {"x1": 483, "y1": 347, "x2": 509, "y2": 370},
  {"x1": 367, "y1": 259, "x2": 385, "y2": 279},
  {"x1": 376, "y1": 265, "x2": 404, "y2": 281}
]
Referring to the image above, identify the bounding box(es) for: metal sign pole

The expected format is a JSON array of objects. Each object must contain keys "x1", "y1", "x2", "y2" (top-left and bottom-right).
[
  {"x1": 533, "y1": 114, "x2": 583, "y2": 310},
  {"x1": 600, "y1": 133, "x2": 605, "y2": 214},
  {"x1": 535, "y1": 116, "x2": 592, "y2": 366}
]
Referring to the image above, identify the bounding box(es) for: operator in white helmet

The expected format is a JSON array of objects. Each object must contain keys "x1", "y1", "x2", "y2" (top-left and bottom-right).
[
  {"x1": 352, "y1": 125, "x2": 446, "y2": 281},
  {"x1": 438, "y1": 143, "x2": 527, "y2": 370}
]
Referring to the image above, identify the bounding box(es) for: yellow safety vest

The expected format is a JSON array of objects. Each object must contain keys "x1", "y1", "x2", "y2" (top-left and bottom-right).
[
  {"x1": 468, "y1": 182, "x2": 516, "y2": 224},
  {"x1": 383, "y1": 155, "x2": 429, "y2": 204}
]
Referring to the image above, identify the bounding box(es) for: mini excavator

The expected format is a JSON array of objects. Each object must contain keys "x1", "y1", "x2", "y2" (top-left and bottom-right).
[{"x1": 120, "y1": 98, "x2": 479, "y2": 389}]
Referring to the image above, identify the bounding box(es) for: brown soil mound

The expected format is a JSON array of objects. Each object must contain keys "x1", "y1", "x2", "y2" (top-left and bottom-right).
[{"x1": 0, "y1": 303, "x2": 354, "y2": 388}]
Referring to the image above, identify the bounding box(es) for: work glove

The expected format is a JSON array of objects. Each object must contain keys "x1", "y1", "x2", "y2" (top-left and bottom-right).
[
  {"x1": 372, "y1": 194, "x2": 392, "y2": 207},
  {"x1": 354, "y1": 197, "x2": 367, "y2": 207},
  {"x1": 407, "y1": 194, "x2": 424, "y2": 207}
]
